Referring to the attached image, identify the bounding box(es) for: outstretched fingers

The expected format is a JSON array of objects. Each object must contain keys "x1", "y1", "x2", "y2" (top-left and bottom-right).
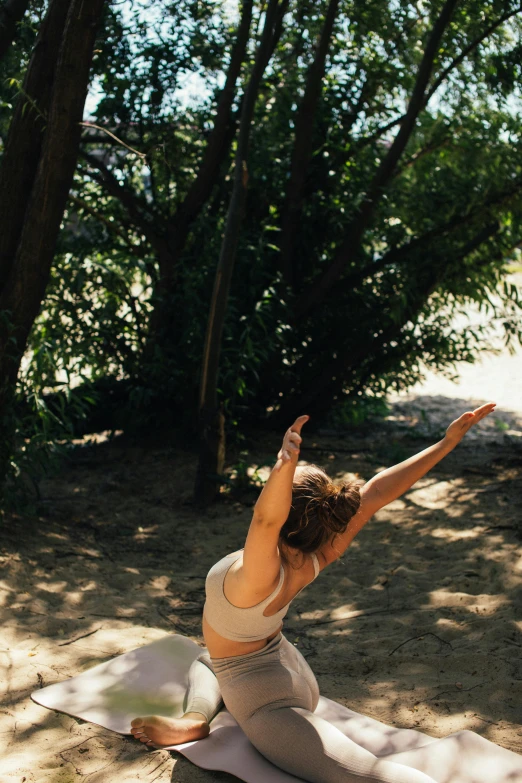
[
  {"x1": 469, "y1": 401, "x2": 496, "y2": 421},
  {"x1": 446, "y1": 402, "x2": 497, "y2": 445},
  {"x1": 462, "y1": 402, "x2": 496, "y2": 432},
  {"x1": 289, "y1": 414, "x2": 310, "y2": 435}
]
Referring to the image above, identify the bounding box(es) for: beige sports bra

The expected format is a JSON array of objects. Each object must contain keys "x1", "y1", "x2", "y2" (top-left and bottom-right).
[{"x1": 203, "y1": 550, "x2": 320, "y2": 642}]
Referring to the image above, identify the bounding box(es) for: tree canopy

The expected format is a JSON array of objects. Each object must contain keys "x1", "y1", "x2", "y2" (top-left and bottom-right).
[{"x1": 1, "y1": 0, "x2": 521, "y2": 496}]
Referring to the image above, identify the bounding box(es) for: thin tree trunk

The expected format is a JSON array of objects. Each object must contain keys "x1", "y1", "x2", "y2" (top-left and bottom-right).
[
  {"x1": 195, "y1": 0, "x2": 288, "y2": 505},
  {"x1": 294, "y1": 0, "x2": 460, "y2": 319},
  {"x1": 163, "y1": 0, "x2": 254, "y2": 277},
  {"x1": 80, "y1": 3, "x2": 254, "y2": 370},
  {"x1": 0, "y1": 0, "x2": 106, "y2": 490},
  {"x1": 280, "y1": 0, "x2": 340, "y2": 288},
  {"x1": 0, "y1": 0, "x2": 31, "y2": 61}
]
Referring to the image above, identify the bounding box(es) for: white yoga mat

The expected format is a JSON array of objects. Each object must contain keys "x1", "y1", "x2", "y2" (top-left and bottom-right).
[{"x1": 31, "y1": 633, "x2": 522, "y2": 783}]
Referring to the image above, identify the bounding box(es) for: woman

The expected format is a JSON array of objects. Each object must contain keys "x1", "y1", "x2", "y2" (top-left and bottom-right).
[{"x1": 131, "y1": 403, "x2": 496, "y2": 782}]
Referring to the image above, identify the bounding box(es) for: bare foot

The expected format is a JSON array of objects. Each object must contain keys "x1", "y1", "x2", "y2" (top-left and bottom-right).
[{"x1": 130, "y1": 714, "x2": 210, "y2": 748}]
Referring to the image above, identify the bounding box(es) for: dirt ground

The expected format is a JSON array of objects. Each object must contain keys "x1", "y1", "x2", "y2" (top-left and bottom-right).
[{"x1": 2, "y1": 348, "x2": 522, "y2": 781}]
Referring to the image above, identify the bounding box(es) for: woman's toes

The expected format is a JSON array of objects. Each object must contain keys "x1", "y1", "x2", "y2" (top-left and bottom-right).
[{"x1": 131, "y1": 717, "x2": 144, "y2": 728}]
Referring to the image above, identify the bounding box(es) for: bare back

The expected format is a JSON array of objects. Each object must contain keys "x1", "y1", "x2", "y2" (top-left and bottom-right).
[{"x1": 203, "y1": 548, "x2": 323, "y2": 658}]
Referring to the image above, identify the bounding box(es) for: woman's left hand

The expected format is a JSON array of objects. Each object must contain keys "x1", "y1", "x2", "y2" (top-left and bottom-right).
[
  {"x1": 444, "y1": 402, "x2": 496, "y2": 447},
  {"x1": 274, "y1": 415, "x2": 309, "y2": 471}
]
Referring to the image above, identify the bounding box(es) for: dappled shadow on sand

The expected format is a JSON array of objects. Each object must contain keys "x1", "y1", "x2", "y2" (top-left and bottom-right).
[{"x1": 0, "y1": 394, "x2": 521, "y2": 782}]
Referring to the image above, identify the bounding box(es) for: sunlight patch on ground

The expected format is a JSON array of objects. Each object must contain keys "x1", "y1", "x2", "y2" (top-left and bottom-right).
[
  {"x1": 430, "y1": 527, "x2": 486, "y2": 540},
  {"x1": 35, "y1": 581, "x2": 68, "y2": 593},
  {"x1": 63, "y1": 592, "x2": 83, "y2": 605},
  {"x1": 246, "y1": 464, "x2": 271, "y2": 482},
  {"x1": 331, "y1": 604, "x2": 360, "y2": 620},
  {"x1": 406, "y1": 481, "x2": 460, "y2": 510},
  {"x1": 436, "y1": 617, "x2": 467, "y2": 631},
  {"x1": 424, "y1": 590, "x2": 508, "y2": 612}
]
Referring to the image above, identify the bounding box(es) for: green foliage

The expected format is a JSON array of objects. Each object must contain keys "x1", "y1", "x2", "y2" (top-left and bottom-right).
[
  {"x1": 0, "y1": 309, "x2": 95, "y2": 510},
  {"x1": 0, "y1": 1, "x2": 46, "y2": 140},
  {"x1": 221, "y1": 450, "x2": 271, "y2": 500},
  {"x1": 4, "y1": 0, "x2": 522, "y2": 492},
  {"x1": 325, "y1": 394, "x2": 390, "y2": 429}
]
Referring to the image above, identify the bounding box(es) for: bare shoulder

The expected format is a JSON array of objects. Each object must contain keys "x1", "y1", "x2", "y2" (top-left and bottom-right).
[
  {"x1": 314, "y1": 538, "x2": 344, "y2": 570},
  {"x1": 315, "y1": 500, "x2": 375, "y2": 569}
]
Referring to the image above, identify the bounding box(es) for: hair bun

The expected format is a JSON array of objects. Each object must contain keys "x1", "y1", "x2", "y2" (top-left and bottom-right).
[
  {"x1": 281, "y1": 464, "x2": 363, "y2": 554},
  {"x1": 316, "y1": 480, "x2": 363, "y2": 528},
  {"x1": 325, "y1": 482, "x2": 341, "y2": 498}
]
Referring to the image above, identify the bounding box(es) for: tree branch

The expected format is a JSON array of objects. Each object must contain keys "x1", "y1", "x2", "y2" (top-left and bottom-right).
[
  {"x1": 164, "y1": 0, "x2": 254, "y2": 262},
  {"x1": 67, "y1": 194, "x2": 149, "y2": 258},
  {"x1": 393, "y1": 136, "x2": 452, "y2": 178},
  {"x1": 80, "y1": 150, "x2": 159, "y2": 246},
  {"x1": 345, "y1": 175, "x2": 522, "y2": 288},
  {"x1": 334, "y1": 222, "x2": 504, "y2": 407},
  {"x1": 273, "y1": 211, "x2": 510, "y2": 424},
  {"x1": 280, "y1": 0, "x2": 341, "y2": 288},
  {"x1": 79, "y1": 122, "x2": 146, "y2": 158},
  {"x1": 294, "y1": 0, "x2": 460, "y2": 319},
  {"x1": 357, "y1": 4, "x2": 522, "y2": 151},
  {"x1": 425, "y1": 3, "x2": 522, "y2": 104}
]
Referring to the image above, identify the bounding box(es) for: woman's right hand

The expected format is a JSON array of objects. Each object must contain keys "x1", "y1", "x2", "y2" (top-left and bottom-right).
[
  {"x1": 274, "y1": 415, "x2": 310, "y2": 471},
  {"x1": 444, "y1": 402, "x2": 496, "y2": 447}
]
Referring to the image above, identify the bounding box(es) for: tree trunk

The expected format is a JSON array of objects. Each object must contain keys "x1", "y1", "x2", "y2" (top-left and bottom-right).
[
  {"x1": 81, "y1": 3, "x2": 254, "y2": 377},
  {"x1": 163, "y1": 0, "x2": 254, "y2": 274},
  {"x1": 194, "y1": 0, "x2": 288, "y2": 505},
  {"x1": 279, "y1": 0, "x2": 340, "y2": 288},
  {"x1": 138, "y1": 3, "x2": 254, "y2": 305},
  {"x1": 0, "y1": 0, "x2": 71, "y2": 291},
  {"x1": 0, "y1": 0, "x2": 106, "y2": 492},
  {"x1": 294, "y1": 0, "x2": 460, "y2": 319}
]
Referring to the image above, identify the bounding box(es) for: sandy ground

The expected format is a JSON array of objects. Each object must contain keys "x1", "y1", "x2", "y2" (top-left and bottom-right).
[{"x1": 2, "y1": 306, "x2": 522, "y2": 782}]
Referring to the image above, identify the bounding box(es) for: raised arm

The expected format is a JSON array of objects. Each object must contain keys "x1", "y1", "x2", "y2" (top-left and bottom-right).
[
  {"x1": 331, "y1": 402, "x2": 497, "y2": 555},
  {"x1": 362, "y1": 402, "x2": 496, "y2": 512},
  {"x1": 252, "y1": 415, "x2": 309, "y2": 525},
  {"x1": 241, "y1": 416, "x2": 309, "y2": 589}
]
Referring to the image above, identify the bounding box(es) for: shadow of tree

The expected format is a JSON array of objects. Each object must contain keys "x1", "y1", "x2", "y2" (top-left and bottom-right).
[{"x1": 0, "y1": 394, "x2": 521, "y2": 782}]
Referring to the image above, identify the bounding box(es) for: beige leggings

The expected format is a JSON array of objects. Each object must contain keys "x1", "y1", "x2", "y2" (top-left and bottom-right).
[{"x1": 185, "y1": 632, "x2": 437, "y2": 783}]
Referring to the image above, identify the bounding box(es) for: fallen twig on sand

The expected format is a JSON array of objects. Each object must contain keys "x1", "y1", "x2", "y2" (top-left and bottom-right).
[
  {"x1": 58, "y1": 626, "x2": 102, "y2": 647},
  {"x1": 388, "y1": 632, "x2": 453, "y2": 656}
]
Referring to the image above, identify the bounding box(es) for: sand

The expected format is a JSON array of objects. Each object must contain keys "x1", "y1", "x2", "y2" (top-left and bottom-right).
[{"x1": 1, "y1": 319, "x2": 522, "y2": 781}]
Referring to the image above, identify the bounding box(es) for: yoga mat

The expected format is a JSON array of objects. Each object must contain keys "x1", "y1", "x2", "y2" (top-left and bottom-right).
[{"x1": 31, "y1": 633, "x2": 522, "y2": 783}]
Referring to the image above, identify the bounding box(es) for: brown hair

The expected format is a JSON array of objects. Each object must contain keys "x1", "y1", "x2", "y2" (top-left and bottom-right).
[{"x1": 280, "y1": 464, "x2": 362, "y2": 556}]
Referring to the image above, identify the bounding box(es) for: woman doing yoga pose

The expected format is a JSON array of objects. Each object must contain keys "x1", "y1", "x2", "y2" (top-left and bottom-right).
[{"x1": 131, "y1": 404, "x2": 496, "y2": 782}]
